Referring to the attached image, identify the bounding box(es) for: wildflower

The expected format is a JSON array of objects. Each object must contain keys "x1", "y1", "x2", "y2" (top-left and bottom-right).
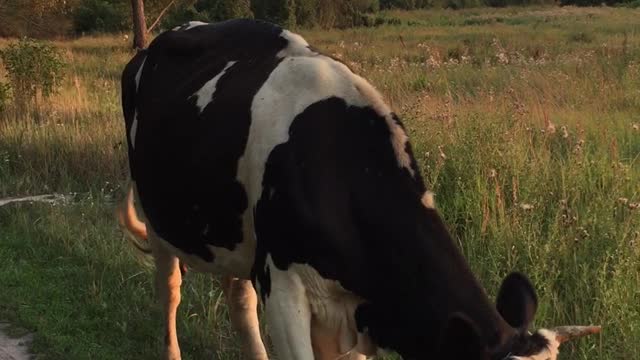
[
  {"x1": 438, "y1": 146, "x2": 447, "y2": 160},
  {"x1": 573, "y1": 139, "x2": 585, "y2": 154},
  {"x1": 544, "y1": 117, "x2": 556, "y2": 134},
  {"x1": 578, "y1": 227, "x2": 590, "y2": 238},
  {"x1": 497, "y1": 52, "x2": 509, "y2": 65},
  {"x1": 519, "y1": 203, "x2": 534, "y2": 211}
]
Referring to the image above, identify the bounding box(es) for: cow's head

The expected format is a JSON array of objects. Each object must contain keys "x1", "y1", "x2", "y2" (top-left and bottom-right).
[{"x1": 438, "y1": 272, "x2": 601, "y2": 360}]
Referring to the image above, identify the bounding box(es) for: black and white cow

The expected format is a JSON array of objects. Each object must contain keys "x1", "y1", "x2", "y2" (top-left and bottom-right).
[{"x1": 119, "y1": 19, "x2": 599, "y2": 360}]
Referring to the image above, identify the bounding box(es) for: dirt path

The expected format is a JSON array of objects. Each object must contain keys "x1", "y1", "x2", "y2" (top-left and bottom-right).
[
  {"x1": 0, "y1": 324, "x2": 32, "y2": 360},
  {"x1": 0, "y1": 194, "x2": 68, "y2": 207}
]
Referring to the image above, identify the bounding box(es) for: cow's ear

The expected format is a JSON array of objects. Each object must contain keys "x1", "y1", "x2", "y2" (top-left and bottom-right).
[
  {"x1": 496, "y1": 272, "x2": 538, "y2": 331},
  {"x1": 438, "y1": 313, "x2": 487, "y2": 360}
]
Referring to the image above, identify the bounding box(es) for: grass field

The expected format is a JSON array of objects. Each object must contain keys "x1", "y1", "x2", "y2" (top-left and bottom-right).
[{"x1": 1, "y1": 5, "x2": 639, "y2": 360}]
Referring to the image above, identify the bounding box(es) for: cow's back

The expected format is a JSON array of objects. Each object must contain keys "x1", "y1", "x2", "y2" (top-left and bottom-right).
[
  {"x1": 122, "y1": 20, "x2": 295, "y2": 276},
  {"x1": 122, "y1": 18, "x2": 425, "y2": 285}
]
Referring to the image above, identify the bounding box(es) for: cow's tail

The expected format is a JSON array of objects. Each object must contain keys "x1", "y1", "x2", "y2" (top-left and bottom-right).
[{"x1": 117, "y1": 185, "x2": 152, "y2": 255}]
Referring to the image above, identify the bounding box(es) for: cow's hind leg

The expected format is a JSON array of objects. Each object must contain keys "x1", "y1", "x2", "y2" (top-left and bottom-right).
[
  {"x1": 151, "y1": 236, "x2": 183, "y2": 360},
  {"x1": 222, "y1": 276, "x2": 268, "y2": 360}
]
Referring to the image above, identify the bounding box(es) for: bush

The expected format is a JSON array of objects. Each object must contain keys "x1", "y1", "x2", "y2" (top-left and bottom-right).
[
  {"x1": 559, "y1": 0, "x2": 621, "y2": 5},
  {"x1": 380, "y1": 0, "x2": 418, "y2": 8},
  {"x1": 445, "y1": 0, "x2": 484, "y2": 9},
  {"x1": 160, "y1": 5, "x2": 210, "y2": 29},
  {"x1": 0, "y1": 0, "x2": 73, "y2": 38},
  {"x1": 253, "y1": 0, "x2": 377, "y2": 28},
  {"x1": 568, "y1": 31, "x2": 595, "y2": 43},
  {"x1": 161, "y1": 0, "x2": 254, "y2": 29},
  {"x1": 252, "y1": 0, "x2": 296, "y2": 27},
  {"x1": 301, "y1": 0, "x2": 380, "y2": 28},
  {"x1": 73, "y1": 0, "x2": 129, "y2": 34},
  {"x1": 295, "y1": 0, "x2": 319, "y2": 26},
  {"x1": 0, "y1": 38, "x2": 66, "y2": 108}
]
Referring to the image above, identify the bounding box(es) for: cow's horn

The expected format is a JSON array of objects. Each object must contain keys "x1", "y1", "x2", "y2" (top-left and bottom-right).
[{"x1": 552, "y1": 325, "x2": 601, "y2": 343}]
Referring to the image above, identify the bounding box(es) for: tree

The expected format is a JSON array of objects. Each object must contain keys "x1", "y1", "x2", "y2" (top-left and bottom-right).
[
  {"x1": 130, "y1": 0, "x2": 148, "y2": 49},
  {"x1": 0, "y1": 0, "x2": 74, "y2": 37}
]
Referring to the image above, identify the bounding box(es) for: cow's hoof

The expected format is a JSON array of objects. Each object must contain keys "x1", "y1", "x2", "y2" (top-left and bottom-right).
[{"x1": 163, "y1": 351, "x2": 181, "y2": 360}]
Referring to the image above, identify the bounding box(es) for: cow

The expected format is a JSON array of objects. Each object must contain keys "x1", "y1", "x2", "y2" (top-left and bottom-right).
[{"x1": 118, "y1": 19, "x2": 600, "y2": 360}]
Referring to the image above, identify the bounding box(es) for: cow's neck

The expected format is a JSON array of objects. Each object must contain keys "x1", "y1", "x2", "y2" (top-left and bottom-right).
[
  {"x1": 415, "y1": 207, "x2": 515, "y2": 347},
  {"x1": 353, "y1": 189, "x2": 515, "y2": 357}
]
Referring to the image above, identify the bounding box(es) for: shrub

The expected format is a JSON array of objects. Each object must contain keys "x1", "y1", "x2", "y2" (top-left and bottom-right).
[
  {"x1": 568, "y1": 31, "x2": 595, "y2": 43},
  {"x1": 0, "y1": 38, "x2": 66, "y2": 108},
  {"x1": 251, "y1": 0, "x2": 295, "y2": 27},
  {"x1": 295, "y1": 0, "x2": 320, "y2": 26},
  {"x1": 196, "y1": 0, "x2": 254, "y2": 22},
  {"x1": 0, "y1": 0, "x2": 73, "y2": 38},
  {"x1": 296, "y1": 0, "x2": 380, "y2": 28},
  {"x1": 161, "y1": 0, "x2": 254, "y2": 29},
  {"x1": 160, "y1": 5, "x2": 210, "y2": 29},
  {"x1": 72, "y1": 0, "x2": 129, "y2": 34}
]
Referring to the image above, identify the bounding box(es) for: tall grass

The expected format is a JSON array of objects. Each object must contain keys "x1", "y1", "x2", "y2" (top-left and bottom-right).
[{"x1": 0, "y1": 6, "x2": 639, "y2": 359}]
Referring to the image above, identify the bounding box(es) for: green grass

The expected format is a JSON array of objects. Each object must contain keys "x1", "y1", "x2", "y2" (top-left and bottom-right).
[{"x1": 1, "y1": 5, "x2": 639, "y2": 359}]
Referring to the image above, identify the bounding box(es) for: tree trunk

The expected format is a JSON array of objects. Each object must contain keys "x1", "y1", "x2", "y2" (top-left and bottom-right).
[{"x1": 130, "y1": 0, "x2": 148, "y2": 49}]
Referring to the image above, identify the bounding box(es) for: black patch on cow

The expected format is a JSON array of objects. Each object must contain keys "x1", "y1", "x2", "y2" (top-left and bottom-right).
[
  {"x1": 252, "y1": 97, "x2": 512, "y2": 359},
  {"x1": 122, "y1": 19, "x2": 287, "y2": 261},
  {"x1": 121, "y1": 49, "x2": 147, "y2": 162},
  {"x1": 438, "y1": 313, "x2": 489, "y2": 360}
]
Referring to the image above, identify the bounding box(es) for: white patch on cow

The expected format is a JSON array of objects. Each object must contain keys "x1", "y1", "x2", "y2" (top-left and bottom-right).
[
  {"x1": 512, "y1": 329, "x2": 560, "y2": 360},
  {"x1": 134, "y1": 58, "x2": 146, "y2": 91},
  {"x1": 277, "y1": 30, "x2": 317, "y2": 58},
  {"x1": 192, "y1": 61, "x2": 236, "y2": 114},
  {"x1": 262, "y1": 255, "x2": 315, "y2": 359},
  {"x1": 173, "y1": 21, "x2": 208, "y2": 31},
  {"x1": 130, "y1": 57, "x2": 146, "y2": 149},
  {"x1": 421, "y1": 191, "x2": 435, "y2": 209},
  {"x1": 240, "y1": 55, "x2": 385, "y2": 209}
]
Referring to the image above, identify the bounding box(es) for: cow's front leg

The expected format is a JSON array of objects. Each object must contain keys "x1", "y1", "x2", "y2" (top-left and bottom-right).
[
  {"x1": 222, "y1": 276, "x2": 268, "y2": 360},
  {"x1": 152, "y1": 239, "x2": 182, "y2": 360},
  {"x1": 261, "y1": 259, "x2": 314, "y2": 360}
]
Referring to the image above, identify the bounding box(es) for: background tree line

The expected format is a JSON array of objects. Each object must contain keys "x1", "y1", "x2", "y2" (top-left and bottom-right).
[{"x1": 0, "y1": 0, "x2": 637, "y2": 39}]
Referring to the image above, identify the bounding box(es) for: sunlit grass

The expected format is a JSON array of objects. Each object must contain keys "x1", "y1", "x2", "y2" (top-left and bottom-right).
[{"x1": 0, "y1": 6, "x2": 639, "y2": 359}]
